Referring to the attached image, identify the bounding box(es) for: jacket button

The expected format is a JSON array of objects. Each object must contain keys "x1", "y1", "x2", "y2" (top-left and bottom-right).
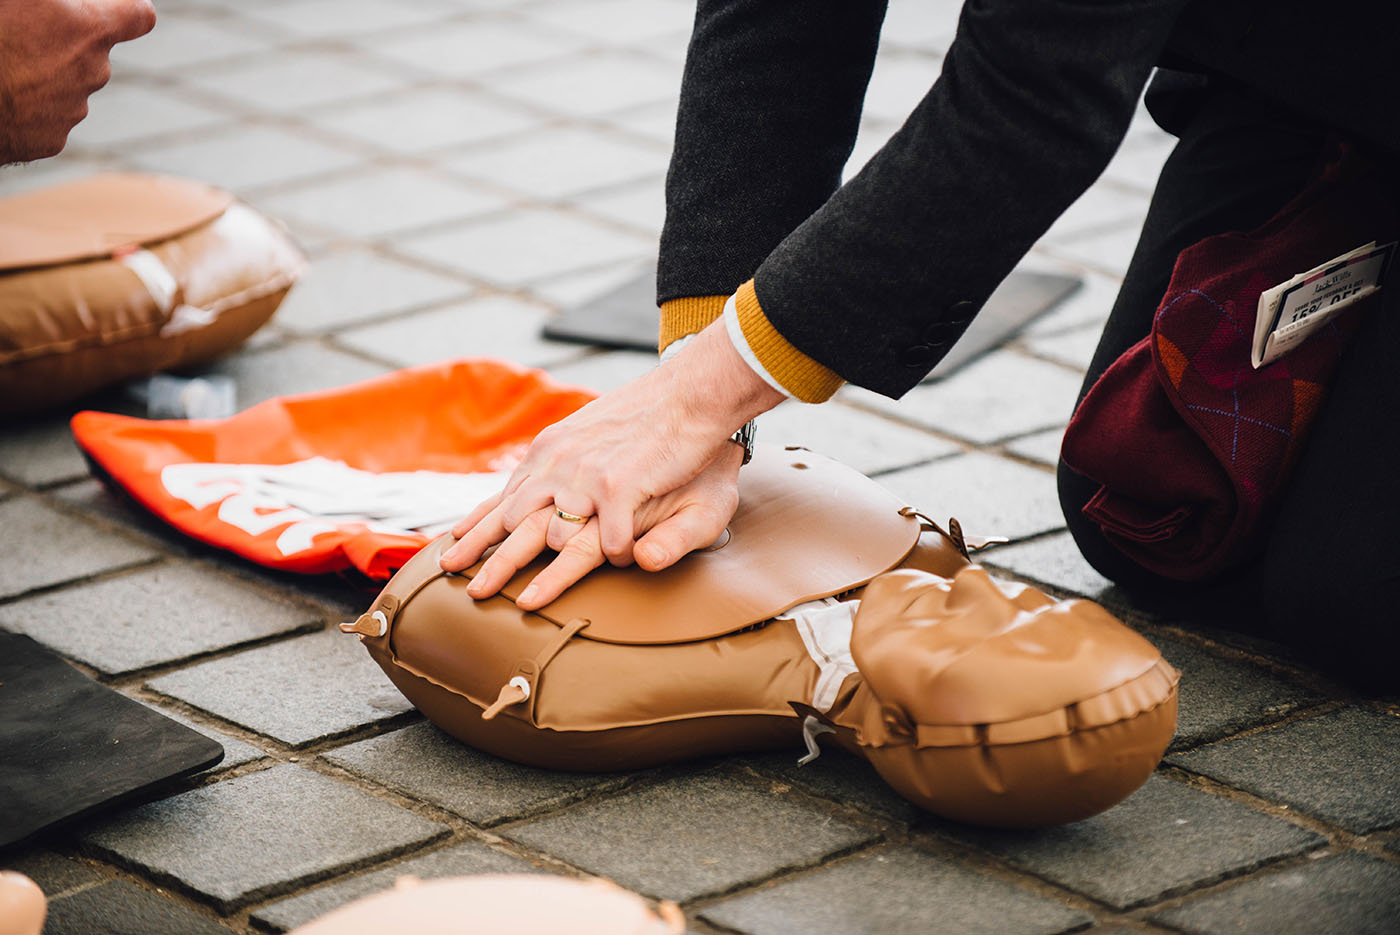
[
  {"x1": 948, "y1": 300, "x2": 977, "y2": 318},
  {"x1": 923, "y1": 321, "x2": 959, "y2": 345},
  {"x1": 900, "y1": 344, "x2": 936, "y2": 368}
]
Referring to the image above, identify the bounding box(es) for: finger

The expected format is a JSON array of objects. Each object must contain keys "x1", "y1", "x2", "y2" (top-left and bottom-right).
[
  {"x1": 450, "y1": 491, "x2": 503, "y2": 540},
  {"x1": 597, "y1": 500, "x2": 640, "y2": 566},
  {"x1": 545, "y1": 501, "x2": 593, "y2": 552},
  {"x1": 440, "y1": 502, "x2": 509, "y2": 572},
  {"x1": 104, "y1": 0, "x2": 157, "y2": 44},
  {"x1": 516, "y1": 521, "x2": 606, "y2": 610},
  {"x1": 634, "y1": 504, "x2": 730, "y2": 572},
  {"x1": 499, "y1": 477, "x2": 561, "y2": 532},
  {"x1": 468, "y1": 506, "x2": 552, "y2": 599}
]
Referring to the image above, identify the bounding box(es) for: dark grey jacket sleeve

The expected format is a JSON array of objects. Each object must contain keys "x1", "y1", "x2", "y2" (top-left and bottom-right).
[{"x1": 660, "y1": 0, "x2": 1193, "y2": 399}]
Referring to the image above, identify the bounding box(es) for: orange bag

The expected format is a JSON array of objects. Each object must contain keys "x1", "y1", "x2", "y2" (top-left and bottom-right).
[{"x1": 70, "y1": 359, "x2": 595, "y2": 579}]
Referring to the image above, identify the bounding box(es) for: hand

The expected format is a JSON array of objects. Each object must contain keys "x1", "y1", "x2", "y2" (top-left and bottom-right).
[
  {"x1": 0, "y1": 0, "x2": 156, "y2": 163},
  {"x1": 440, "y1": 320, "x2": 783, "y2": 581},
  {"x1": 445, "y1": 442, "x2": 744, "y2": 611}
]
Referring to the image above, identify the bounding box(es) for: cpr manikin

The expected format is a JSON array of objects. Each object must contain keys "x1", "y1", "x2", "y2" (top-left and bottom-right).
[{"x1": 345, "y1": 445, "x2": 1178, "y2": 829}]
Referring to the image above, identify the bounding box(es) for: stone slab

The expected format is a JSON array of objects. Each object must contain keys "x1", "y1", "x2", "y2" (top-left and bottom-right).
[
  {"x1": 943, "y1": 775, "x2": 1324, "y2": 909},
  {"x1": 447, "y1": 125, "x2": 666, "y2": 200},
  {"x1": 45, "y1": 880, "x2": 233, "y2": 935},
  {"x1": 1, "y1": 851, "x2": 103, "y2": 895},
  {"x1": 151, "y1": 706, "x2": 265, "y2": 773},
  {"x1": 1168, "y1": 708, "x2": 1400, "y2": 834},
  {"x1": 0, "y1": 417, "x2": 92, "y2": 487},
  {"x1": 701, "y1": 845, "x2": 1092, "y2": 935},
  {"x1": 1003, "y1": 426, "x2": 1065, "y2": 466},
  {"x1": 875, "y1": 452, "x2": 1064, "y2": 542},
  {"x1": 504, "y1": 769, "x2": 877, "y2": 903},
  {"x1": 741, "y1": 748, "x2": 921, "y2": 824},
  {"x1": 128, "y1": 125, "x2": 362, "y2": 194},
  {"x1": 0, "y1": 563, "x2": 321, "y2": 675},
  {"x1": 322, "y1": 722, "x2": 630, "y2": 826},
  {"x1": 82, "y1": 765, "x2": 447, "y2": 912},
  {"x1": 196, "y1": 343, "x2": 388, "y2": 411},
  {"x1": 980, "y1": 531, "x2": 1120, "y2": 602},
  {"x1": 0, "y1": 498, "x2": 157, "y2": 600},
  {"x1": 1150, "y1": 636, "x2": 1326, "y2": 751},
  {"x1": 250, "y1": 842, "x2": 538, "y2": 932},
  {"x1": 1150, "y1": 852, "x2": 1400, "y2": 935},
  {"x1": 309, "y1": 88, "x2": 537, "y2": 155},
  {"x1": 146, "y1": 628, "x2": 414, "y2": 748},
  {"x1": 478, "y1": 52, "x2": 679, "y2": 119},
  {"x1": 546, "y1": 350, "x2": 655, "y2": 394},
  {"x1": 758, "y1": 402, "x2": 958, "y2": 477}
]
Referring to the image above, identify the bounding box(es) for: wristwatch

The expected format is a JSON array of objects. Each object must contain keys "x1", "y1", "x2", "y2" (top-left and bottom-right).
[{"x1": 730, "y1": 419, "x2": 756, "y2": 465}]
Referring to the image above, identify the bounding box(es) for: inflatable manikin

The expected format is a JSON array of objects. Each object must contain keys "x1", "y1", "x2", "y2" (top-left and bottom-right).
[
  {"x1": 70, "y1": 360, "x2": 1179, "y2": 828},
  {"x1": 0, "y1": 871, "x2": 45, "y2": 935},
  {"x1": 289, "y1": 875, "x2": 683, "y2": 935},
  {"x1": 0, "y1": 173, "x2": 303, "y2": 415}
]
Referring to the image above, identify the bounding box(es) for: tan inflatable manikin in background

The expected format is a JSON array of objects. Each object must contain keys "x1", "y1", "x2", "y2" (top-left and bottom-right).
[
  {"x1": 346, "y1": 446, "x2": 1179, "y2": 828},
  {"x1": 0, "y1": 173, "x2": 303, "y2": 415},
  {"x1": 289, "y1": 875, "x2": 683, "y2": 935}
]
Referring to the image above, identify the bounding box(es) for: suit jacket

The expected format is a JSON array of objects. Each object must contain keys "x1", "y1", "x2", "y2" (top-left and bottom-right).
[{"x1": 657, "y1": 0, "x2": 1398, "y2": 399}]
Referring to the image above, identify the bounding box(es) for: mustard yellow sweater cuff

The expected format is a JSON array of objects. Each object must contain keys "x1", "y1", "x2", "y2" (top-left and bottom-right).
[
  {"x1": 734, "y1": 280, "x2": 843, "y2": 403},
  {"x1": 659, "y1": 295, "x2": 728, "y2": 354}
]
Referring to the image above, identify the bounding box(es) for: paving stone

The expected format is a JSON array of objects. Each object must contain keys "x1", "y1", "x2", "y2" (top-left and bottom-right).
[
  {"x1": 700, "y1": 845, "x2": 1091, "y2": 935},
  {"x1": 1048, "y1": 226, "x2": 1142, "y2": 279},
  {"x1": 238, "y1": 0, "x2": 454, "y2": 38},
  {"x1": 50, "y1": 478, "x2": 205, "y2": 557},
  {"x1": 151, "y1": 706, "x2": 266, "y2": 772},
  {"x1": 742, "y1": 748, "x2": 921, "y2": 823},
  {"x1": 110, "y1": 15, "x2": 273, "y2": 71},
  {"x1": 479, "y1": 52, "x2": 680, "y2": 118},
  {"x1": 259, "y1": 167, "x2": 507, "y2": 241},
  {"x1": 854, "y1": 350, "x2": 1083, "y2": 444},
  {"x1": 45, "y1": 880, "x2": 233, "y2": 935},
  {"x1": 758, "y1": 402, "x2": 958, "y2": 477},
  {"x1": 67, "y1": 84, "x2": 229, "y2": 148},
  {"x1": 0, "y1": 152, "x2": 121, "y2": 197},
  {"x1": 0, "y1": 416, "x2": 91, "y2": 486},
  {"x1": 504, "y1": 769, "x2": 877, "y2": 902},
  {"x1": 576, "y1": 181, "x2": 666, "y2": 236},
  {"x1": 197, "y1": 343, "x2": 388, "y2": 410},
  {"x1": 603, "y1": 101, "x2": 681, "y2": 146},
  {"x1": 0, "y1": 563, "x2": 320, "y2": 675},
  {"x1": 0, "y1": 498, "x2": 157, "y2": 600},
  {"x1": 1102, "y1": 137, "x2": 1176, "y2": 194},
  {"x1": 180, "y1": 53, "x2": 409, "y2": 116},
  {"x1": 398, "y1": 208, "x2": 649, "y2": 288},
  {"x1": 979, "y1": 531, "x2": 1119, "y2": 601},
  {"x1": 82, "y1": 765, "x2": 447, "y2": 912},
  {"x1": 1024, "y1": 323, "x2": 1102, "y2": 371},
  {"x1": 1042, "y1": 183, "x2": 1150, "y2": 244},
  {"x1": 1022, "y1": 266, "x2": 1118, "y2": 338},
  {"x1": 251, "y1": 842, "x2": 537, "y2": 932},
  {"x1": 447, "y1": 126, "x2": 667, "y2": 199},
  {"x1": 308, "y1": 88, "x2": 537, "y2": 155},
  {"x1": 1, "y1": 851, "x2": 103, "y2": 895},
  {"x1": 323, "y1": 722, "x2": 630, "y2": 826},
  {"x1": 522, "y1": 0, "x2": 693, "y2": 44},
  {"x1": 546, "y1": 350, "x2": 655, "y2": 394},
  {"x1": 875, "y1": 452, "x2": 1064, "y2": 542},
  {"x1": 367, "y1": 19, "x2": 584, "y2": 78},
  {"x1": 1150, "y1": 852, "x2": 1400, "y2": 935},
  {"x1": 944, "y1": 775, "x2": 1324, "y2": 909},
  {"x1": 335, "y1": 296, "x2": 588, "y2": 370},
  {"x1": 1003, "y1": 426, "x2": 1065, "y2": 465},
  {"x1": 128, "y1": 125, "x2": 363, "y2": 193},
  {"x1": 1150, "y1": 635, "x2": 1326, "y2": 751},
  {"x1": 524, "y1": 260, "x2": 653, "y2": 309},
  {"x1": 146, "y1": 628, "x2": 414, "y2": 747},
  {"x1": 1167, "y1": 708, "x2": 1400, "y2": 834},
  {"x1": 861, "y1": 56, "x2": 944, "y2": 125},
  {"x1": 269, "y1": 248, "x2": 471, "y2": 333}
]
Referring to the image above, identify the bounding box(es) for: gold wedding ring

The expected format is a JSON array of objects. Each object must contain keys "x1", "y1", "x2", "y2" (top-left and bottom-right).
[{"x1": 554, "y1": 506, "x2": 589, "y2": 524}]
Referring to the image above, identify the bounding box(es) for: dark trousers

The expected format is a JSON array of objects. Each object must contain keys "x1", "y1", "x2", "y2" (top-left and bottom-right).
[{"x1": 1057, "y1": 85, "x2": 1400, "y2": 693}]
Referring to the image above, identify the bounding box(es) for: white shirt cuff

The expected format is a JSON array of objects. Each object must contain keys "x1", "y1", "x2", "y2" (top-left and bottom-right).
[{"x1": 722, "y1": 293, "x2": 794, "y2": 400}]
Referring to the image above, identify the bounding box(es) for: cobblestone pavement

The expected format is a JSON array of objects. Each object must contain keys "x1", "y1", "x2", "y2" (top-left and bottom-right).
[{"x1": 2, "y1": 1, "x2": 1398, "y2": 933}]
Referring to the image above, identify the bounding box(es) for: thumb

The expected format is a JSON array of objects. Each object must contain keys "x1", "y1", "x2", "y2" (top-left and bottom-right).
[
  {"x1": 101, "y1": 0, "x2": 157, "y2": 45},
  {"x1": 633, "y1": 503, "x2": 728, "y2": 572}
]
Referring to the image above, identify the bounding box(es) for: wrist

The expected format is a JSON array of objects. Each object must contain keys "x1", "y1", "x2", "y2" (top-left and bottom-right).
[{"x1": 664, "y1": 319, "x2": 784, "y2": 438}]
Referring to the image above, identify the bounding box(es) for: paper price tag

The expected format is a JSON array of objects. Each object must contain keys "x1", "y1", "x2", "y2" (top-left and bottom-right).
[{"x1": 1252, "y1": 240, "x2": 1395, "y2": 368}]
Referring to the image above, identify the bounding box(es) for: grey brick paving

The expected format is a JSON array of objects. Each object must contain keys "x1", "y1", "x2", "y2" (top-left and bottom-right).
[
  {"x1": 852, "y1": 350, "x2": 1083, "y2": 444},
  {"x1": 0, "y1": 563, "x2": 320, "y2": 675},
  {"x1": 147, "y1": 628, "x2": 413, "y2": 747},
  {"x1": 876, "y1": 452, "x2": 1064, "y2": 542},
  {"x1": 45, "y1": 880, "x2": 234, "y2": 935},
  {"x1": 68, "y1": 85, "x2": 228, "y2": 148},
  {"x1": 308, "y1": 87, "x2": 538, "y2": 155},
  {"x1": 50, "y1": 478, "x2": 205, "y2": 556},
  {"x1": 759, "y1": 401, "x2": 958, "y2": 477},
  {"x1": 1150, "y1": 852, "x2": 1400, "y2": 935},
  {"x1": 1003, "y1": 426, "x2": 1065, "y2": 465},
  {"x1": 197, "y1": 342, "x2": 389, "y2": 410},
  {"x1": 1168, "y1": 708, "x2": 1400, "y2": 833},
  {"x1": 479, "y1": 53, "x2": 680, "y2": 119},
  {"x1": 127, "y1": 125, "x2": 363, "y2": 194},
  {"x1": 0, "y1": 418, "x2": 92, "y2": 487},
  {"x1": 1150, "y1": 636, "x2": 1327, "y2": 751},
  {"x1": 943, "y1": 775, "x2": 1325, "y2": 909},
  {"x1": 269, "y1": 248, "x2": 472, "y2": 335},
  {"x1": 0, "y1": 498, "x2": 158, "y2": 600},
  {"x1": 1, "y1": 851, "x2": 103, "y2": 895},
  {"x1": 150, "y1": 705, "x2": 266, "y2": 773},
  {"x1": 82, "y1": 765, "x2": 447, "y2": 912},
  {"x1": 365, "y1": 19, "x2": 585, "y2": 79},
  {"x1": 700, "y1": 845, "x2": 1092, "y2": 935},
  {"x1": 503, "y1": 769, "x2": 878, "y2": 903},
  {"x1": 180, "y1": 54, "x2": 411, "y2": 116},
  {"x1": 250, "y1": 843, "x2": 538, "y2": 933},
  {"x1": 979, "y1": 532, "x2": 1119, "y2": 602},
  {"x1": 448, "y1": 126, "x2": 667, "y2": 199},
  {"x1": 335, "y1": 296, "x2": 587, "y2": 370},
  {"x1": 546, "y1": 349, "x2": 656, "y2": 394},
  {"x1": 1024, "y1": 323, "x2": 1103, "y2": 371},
  {"x1": 322, "y1": 722, "x2": 631, "y2": 826},
  {"x1": 744, "y1": 748, "x2": 922, "y2": 823}
]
